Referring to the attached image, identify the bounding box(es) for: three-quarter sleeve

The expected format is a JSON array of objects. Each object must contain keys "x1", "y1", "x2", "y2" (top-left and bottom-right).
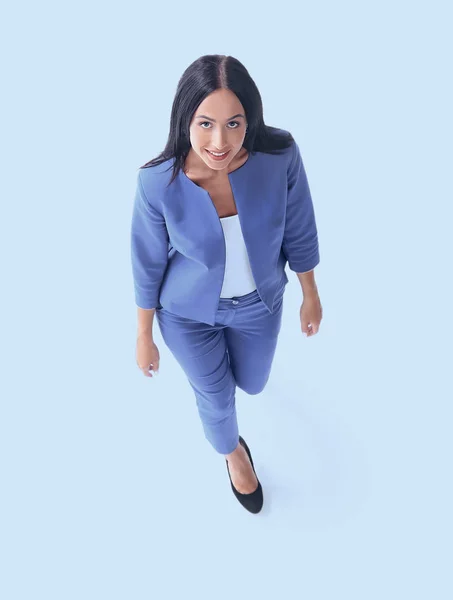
[
  {"x1": 282, "y1": 141, "x2": 320, "y2": 273},
  {"x1": 130, "y1": 170, "x2": 169, "y2": 309}
]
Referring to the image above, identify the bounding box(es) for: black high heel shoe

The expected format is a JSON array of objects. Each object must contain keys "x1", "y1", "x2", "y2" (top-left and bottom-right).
[{"x1": 225, "y1": 436, "x2": 263, "y2": 514}]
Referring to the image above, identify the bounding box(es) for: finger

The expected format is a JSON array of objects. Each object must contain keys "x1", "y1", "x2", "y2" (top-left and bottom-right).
[
  {"x1": 305, "y1": 323, "x2": 313, "y2": 336},
  {"x1": 151, "y1": 362, "x2": 159, "y2": 374},
  {"x1": 139, "y1": 363, "x2": 154, "y2": 377},
  {"x1": 148, "y1": 362, "x2": 159, "y2": 376}
]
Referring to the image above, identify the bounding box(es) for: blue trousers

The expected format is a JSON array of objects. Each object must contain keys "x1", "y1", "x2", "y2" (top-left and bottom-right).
[{"x1": 155, "y1": 284, "x2": 285, "y2": 455}]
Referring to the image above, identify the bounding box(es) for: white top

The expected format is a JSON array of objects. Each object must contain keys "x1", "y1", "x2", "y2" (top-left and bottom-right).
[{"x1": 219, "y1": 214, "x2": 257, "y2": 298}]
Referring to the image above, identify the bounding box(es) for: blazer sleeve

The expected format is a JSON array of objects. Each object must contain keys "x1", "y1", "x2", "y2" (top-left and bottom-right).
[
  {"x1": 282, "y1": 141, "x2": 320, "y2": 273},
  {"x1": 130, "y1": 170, "x2": 169, "y2": 309}
]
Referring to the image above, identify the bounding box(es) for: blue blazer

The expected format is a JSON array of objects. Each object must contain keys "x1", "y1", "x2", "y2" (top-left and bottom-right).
[{"x1": 130, "y1": 131, "x2": 320, "y2": 326}]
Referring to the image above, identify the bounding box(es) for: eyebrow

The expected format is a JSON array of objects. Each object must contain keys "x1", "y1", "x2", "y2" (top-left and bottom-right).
[{"x1": 195, "y1": 113, "x2": 245, "y2": 122}]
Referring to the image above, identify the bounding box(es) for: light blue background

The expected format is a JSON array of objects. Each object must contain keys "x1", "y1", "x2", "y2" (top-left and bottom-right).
[{"x1": 1, "y1": 1, "x2": 452, "y2": 598}]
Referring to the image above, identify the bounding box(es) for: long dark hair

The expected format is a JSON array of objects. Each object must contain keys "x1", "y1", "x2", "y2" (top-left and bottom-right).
[{"x1": 139, "y1": 54, "x2": 295, "y2": 187}]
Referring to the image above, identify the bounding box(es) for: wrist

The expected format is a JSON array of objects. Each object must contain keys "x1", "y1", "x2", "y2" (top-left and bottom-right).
[
  {"x1": 303, "y1": 285, "x2": 318, "y2": 298},
  {"x1": 137, "y1": 328, "x2": 153, "y2": 339}
]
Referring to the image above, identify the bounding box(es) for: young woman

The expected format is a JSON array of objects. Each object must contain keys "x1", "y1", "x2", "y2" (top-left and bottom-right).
[{"x1": 131, "y1": 54, "x2": 323, "y2": 514}]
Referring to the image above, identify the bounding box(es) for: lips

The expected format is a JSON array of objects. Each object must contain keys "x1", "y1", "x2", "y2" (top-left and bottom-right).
[{"x1": 205, "y1": 149, "x2": 231, "y2": 160}]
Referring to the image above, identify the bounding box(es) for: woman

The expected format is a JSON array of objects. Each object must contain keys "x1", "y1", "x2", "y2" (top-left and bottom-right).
[{"x1": 130, "y1": 54, "x2": 323, "y2": 514}]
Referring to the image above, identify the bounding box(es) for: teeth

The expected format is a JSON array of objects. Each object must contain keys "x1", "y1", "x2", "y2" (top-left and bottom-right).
[{"x1": 208, "y1": 150, "x2": 227, "y2": 156}]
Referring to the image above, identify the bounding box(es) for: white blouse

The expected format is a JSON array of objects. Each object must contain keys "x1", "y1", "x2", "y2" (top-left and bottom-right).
[{"x1": 219, "y1": 214, "x2": 257, "y2": 298}]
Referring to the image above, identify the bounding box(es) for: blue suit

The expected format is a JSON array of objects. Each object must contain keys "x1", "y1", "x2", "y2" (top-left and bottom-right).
[
  {"x1": 130, "y1": 131, "x2": 320, "y2": 454},
  {"x1": 130, "y1": 132, "x2": 320, "y2": 326}
]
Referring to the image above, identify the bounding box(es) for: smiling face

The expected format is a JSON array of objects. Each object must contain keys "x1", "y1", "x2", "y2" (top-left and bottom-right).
[{"x1": 188, "y1": 88, "x2": 248, "y2": 173}]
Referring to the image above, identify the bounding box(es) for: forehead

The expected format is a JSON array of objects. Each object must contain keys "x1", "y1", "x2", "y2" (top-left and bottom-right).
[{"x1": 195, "y1": 89, "x2": 243, "y2": 115}]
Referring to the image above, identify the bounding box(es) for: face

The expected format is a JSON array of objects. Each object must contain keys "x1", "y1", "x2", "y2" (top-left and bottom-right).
[{"x1": 188, "y1": 88, "x2": 248, "y2": 172}]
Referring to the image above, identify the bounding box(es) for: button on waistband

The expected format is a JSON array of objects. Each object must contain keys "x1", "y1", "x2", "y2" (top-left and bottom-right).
[{"x1": 232, "y1": 300, "x2": 239, "y2": 305}]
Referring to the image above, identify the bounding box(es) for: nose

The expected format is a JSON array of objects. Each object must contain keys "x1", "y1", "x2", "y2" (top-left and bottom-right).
[{"x1": 211, "y1": 129, "x2": 228, "y2": 150}]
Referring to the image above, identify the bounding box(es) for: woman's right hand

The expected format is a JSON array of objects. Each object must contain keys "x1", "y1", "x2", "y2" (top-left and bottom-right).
[{"x1": 136, "y1": 333, "x2": 160, "y2": 377}]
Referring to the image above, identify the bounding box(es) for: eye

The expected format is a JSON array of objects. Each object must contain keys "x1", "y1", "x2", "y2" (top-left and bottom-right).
[{"x1": 199, "y1": 121, "x2": 241, "y2": 129}]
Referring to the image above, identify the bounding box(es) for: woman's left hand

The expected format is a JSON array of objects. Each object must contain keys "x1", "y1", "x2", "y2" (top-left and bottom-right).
[{"x1": 300, "y1": 291, "x2": 323, "y2": 336}]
